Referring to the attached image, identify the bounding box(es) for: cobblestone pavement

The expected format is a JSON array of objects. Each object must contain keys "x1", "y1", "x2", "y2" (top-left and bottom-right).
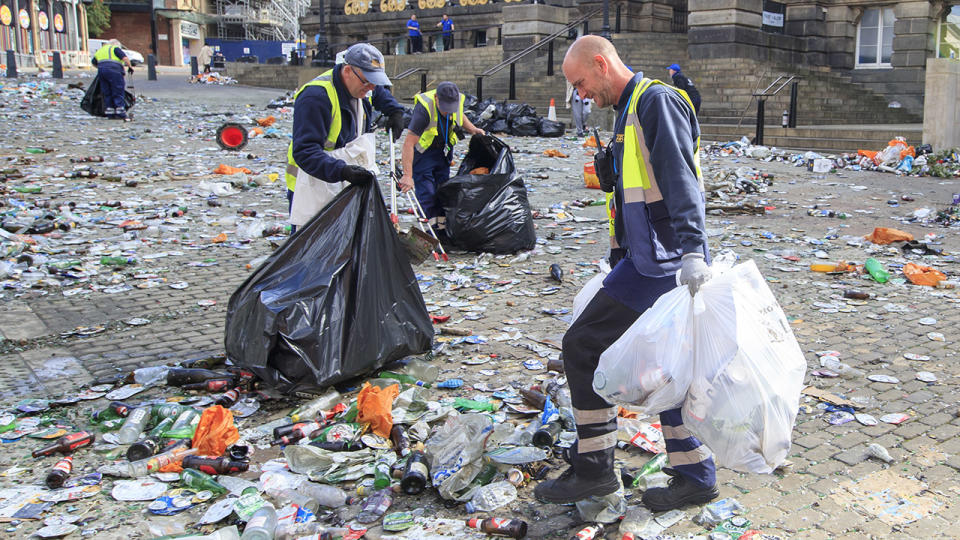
[{"x1": 0, "y1": 75, "x2": 959, "y2": 538}]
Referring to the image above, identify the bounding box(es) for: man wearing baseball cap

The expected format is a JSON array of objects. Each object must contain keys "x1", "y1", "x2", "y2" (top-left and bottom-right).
[
  {"x1": 286, "y1": 43, "x2": 406, "y2": 230},
  {"x1": 399, "y1": 81, "x2": 485, "y2": 239},
  {"x1": 667, "y1": 63, "x2": 701, "y2": 114}
]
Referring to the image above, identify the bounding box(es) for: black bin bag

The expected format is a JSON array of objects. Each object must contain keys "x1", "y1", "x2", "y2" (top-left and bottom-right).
[
  {"x1": 80, "y1": 74, "x2": 135, "y2": 117},
  {"x1": 224, "y1": 180, "x2": 434, "y2": 395},
  {"x1": 438, "y1": 135, "x2": 537, "y2": 254}
]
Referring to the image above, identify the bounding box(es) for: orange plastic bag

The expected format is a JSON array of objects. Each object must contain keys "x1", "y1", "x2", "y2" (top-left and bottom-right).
[
  {"x1": 249, "y1": 127, "x2": 264, "y2": 137},
  {"x1": 256, "y1": 116, "x2": 276, "y2": 127},
  {"x1": 543, "y1": 149, "x2": 568, "y2": 158},
  {"x1": 192, "y1": 405, "x2": 240, "y2": 457},
  {"x1": 582, "y1": 136, "x2": 598, "y2": 148},
  {"x1": 213, "y1": 164, "x2": 252, "y2": 175},
  {"x1": 903, "y1": 263, "x2": 947, "y2": 287},
  {"x1": 864, "y1": 227, "x2": 914, "y2": 245},
  {"x1": 900, "y1": 146, "x2": 916, "y2": 160},
  {"x1": 857, "y1": 149, "x2": 878, "y2": 159},
  {"x1": 211, "y1": 232, "x2": 228, "y2": 243},
  {"x1": 356, "y1": 382, "x2": 399, "y2": 438}
]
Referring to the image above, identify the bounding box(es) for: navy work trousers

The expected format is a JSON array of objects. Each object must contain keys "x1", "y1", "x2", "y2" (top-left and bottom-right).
[{"x1": 412, "y1": 146, "x2": 450, "y2": 220}]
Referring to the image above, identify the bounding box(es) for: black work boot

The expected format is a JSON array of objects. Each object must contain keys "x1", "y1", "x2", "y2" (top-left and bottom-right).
[
  {"x1": 641, "y1": 468, "x2": 719, "y2": 512},
  {"x1": 534, "y1": 464, "x2": 620, "y2": 504}
]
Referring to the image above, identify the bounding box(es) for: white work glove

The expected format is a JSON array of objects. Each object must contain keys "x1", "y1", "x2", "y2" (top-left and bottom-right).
[{"x1": 679, "y1": 253, "x2": 711, "y2": 296}]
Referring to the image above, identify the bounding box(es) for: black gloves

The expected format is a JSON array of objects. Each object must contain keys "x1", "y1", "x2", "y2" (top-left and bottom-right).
[
  {"x1": 127, "y1": 67, "x2": 134, "y2": 75},
  {"x1": 608, "y1": 247, "x2": 626, "y2": 269},
  {"x1": 342, "y1": 165, "x2": 374, "y2": 186},
  {"x1": 387, "y1": 111, "x2": 405, "y2": 142}
]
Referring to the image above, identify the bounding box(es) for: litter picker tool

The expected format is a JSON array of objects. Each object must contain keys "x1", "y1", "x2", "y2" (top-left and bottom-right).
[
  {"x1": 406, "y1": 190, "x2": 449, "y2": 262},
  {"x1": 386, "y1": 127, "x2": 437, "y2": 264},
  {"x1": 389, "y1": 127, "x2": 399, "y2": 228}
]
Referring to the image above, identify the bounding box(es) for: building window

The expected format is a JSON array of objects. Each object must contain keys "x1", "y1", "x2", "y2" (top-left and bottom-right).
[
  {"x1": 937, "y1": 6, "x2": 960, "y2": 59},
  {"x1": 856, "y1": 7, "x2": 895, "y2": 68}
]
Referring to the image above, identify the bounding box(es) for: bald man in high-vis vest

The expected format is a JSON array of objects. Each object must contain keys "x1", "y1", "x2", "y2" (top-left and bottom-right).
[{"x1": 534, "y1": 35, "x2": 717, "y2": 513}]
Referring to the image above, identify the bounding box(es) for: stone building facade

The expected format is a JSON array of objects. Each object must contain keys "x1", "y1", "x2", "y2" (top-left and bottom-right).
[{"x1": 301, "y1": 0, "x2": 959, "y2": 116}]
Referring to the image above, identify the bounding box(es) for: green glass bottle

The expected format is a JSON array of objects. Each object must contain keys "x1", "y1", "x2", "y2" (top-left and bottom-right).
[
  {"x1": 864, "y1": 258, "x2": 890, "y2": 283},
  {"x1": 378, "y1": 371, "x2": 431, "y2": 388},
  {"x1": 179, "y1": 468, "x2": 227, "y2": 494},
  {"x1": 151, "y1": 402, "x2": 185, "y2": 422},
  {"x1": 628, "y1": 453, "x2": 668, "y2": 489},
  {"x1": 373, "y1": 452, "x2": 393, "y2": 489},
  {"x1": 163, "y1": 408, "x2": 200, "y2": 439},
  {"x1": 100, "y1": 256, "x2": 136, "y2": 266},
  {"x1": 453, "y1": 398, "x2": 496, "y2": 412}
]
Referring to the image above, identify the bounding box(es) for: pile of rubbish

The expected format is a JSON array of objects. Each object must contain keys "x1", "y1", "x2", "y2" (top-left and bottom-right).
[
  {"x1": 0, "y1": 81, "x2": 294, "y2": 297},
  {"x1": 191, "y1": 73, "x2": 238, "y2": 85},
  {"x1": 462, "y1": 96, "x2": 565, "y2": 138},
  {"x1": 708, "y1": 136, "x2": 960, "y2": 179}
]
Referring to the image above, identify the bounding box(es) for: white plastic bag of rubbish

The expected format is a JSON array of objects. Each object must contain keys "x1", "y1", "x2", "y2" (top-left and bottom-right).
[
  {"x1": 571, "y1": 260, "x2": 611, "y2": 324},
  {"x1": 812, "y1": 158, "x2": 832, "y2": 173},
  {"x1": 236, "y1": 218, "x2": 265, "y2": 240},
  {"x1": 195, "y1": 180, "x2": 238, "y2": 197},
  {"x1": 591, "y1": 282, "x2": 694, "y2": 415},
  {"x1": 681, "y1": 260, "x2": 806, "y2": 474},
  {"x1": 877, "y1": 137, "x2": 907, "y2": 165}
]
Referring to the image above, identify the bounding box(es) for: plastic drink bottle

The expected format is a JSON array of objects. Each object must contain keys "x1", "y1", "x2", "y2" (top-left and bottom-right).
[
  {"x1": 240, "y1": 504, "x2": 277, "y2": 540},
  {"x1": 117, "y1": 407, "x2": 151, "y2": 444}
]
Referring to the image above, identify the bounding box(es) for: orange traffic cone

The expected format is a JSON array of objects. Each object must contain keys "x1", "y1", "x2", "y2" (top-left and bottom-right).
[{"x1": 547, "y1": 98, "x2": 557, "y2": 121}]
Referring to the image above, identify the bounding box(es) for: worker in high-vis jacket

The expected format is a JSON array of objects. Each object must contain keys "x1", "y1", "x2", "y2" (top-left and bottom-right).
[
  {"x1": 398, "y1": 82, "x2": 484, "y2": 241},
  {"x1": 91, "y1": 40, "x2": 134, "y2": 121},
  {"x1": 286, "y1": 42, "x2": 405, "y2": 231},
  {"x1": 535, "y1": 35, "x2": 717, "y2": 513}
]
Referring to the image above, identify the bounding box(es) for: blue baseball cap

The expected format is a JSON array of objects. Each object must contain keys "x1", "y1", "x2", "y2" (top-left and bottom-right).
[
  {"x1": 344, "y1": 43, "x2": 391, "y2": 87},
  {"x1": 667, "y1": 63, "x2": 681, "y2": 72}
]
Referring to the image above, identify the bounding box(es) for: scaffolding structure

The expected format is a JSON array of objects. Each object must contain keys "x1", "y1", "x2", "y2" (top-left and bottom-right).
[{"x1": 216, "y1": 0, "x2": 308, "y2": 41}]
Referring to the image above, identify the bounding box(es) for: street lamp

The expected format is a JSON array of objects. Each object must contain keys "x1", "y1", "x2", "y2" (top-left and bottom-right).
[
  {"x1": 600, "y1": 0, "x2": 611, "y2": 41},
  {"x1": 311, "y1": 0, "x2": 332, "y2": 67}
]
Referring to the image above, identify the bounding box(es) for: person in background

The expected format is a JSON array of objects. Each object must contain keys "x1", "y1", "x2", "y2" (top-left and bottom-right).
[
  {"x1": 91, "y1": 39, "x2": 134, "y2": 121},
  {"x1": 667, "y1": 63, "x2": 701, "y2": 114},
  {"x1": 198, "y1": 44, "x2": 214, "y2": 73},
  {"x1": 407, "y1": 14, "x2": 423, "y2": 54},
  {"x1": 286, "y1": 43, "x2": 405, "y2": 232},
  {"x1": 536, "y1": 35, "x2": 716, "y2": 513},
  {"x1": 437, "y1": 14, "x2": 455, "y2": 51},
  {"x1": 399, "y1": 82, "x2": 484, "y2": 242}
]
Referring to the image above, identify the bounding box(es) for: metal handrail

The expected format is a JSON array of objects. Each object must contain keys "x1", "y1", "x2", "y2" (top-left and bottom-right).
[
  {"x1": 479, "y1": 7, "x2": 601, "y2": 77},
  {"x1": 474, "y1": 7, "x2": 601, "y2": 100},
  {"x1": 754, "y1": 75, "x2": 796, "y2": 97},
  {"x1": 395, "y1": 67, "x2": 428, "y2": 79},
  {"x1": 395, "y1": 67, "x2": 429, "y2": 93},
  {"x1": 749, "y1": 75, "x2": 800, "y2": 145}
]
